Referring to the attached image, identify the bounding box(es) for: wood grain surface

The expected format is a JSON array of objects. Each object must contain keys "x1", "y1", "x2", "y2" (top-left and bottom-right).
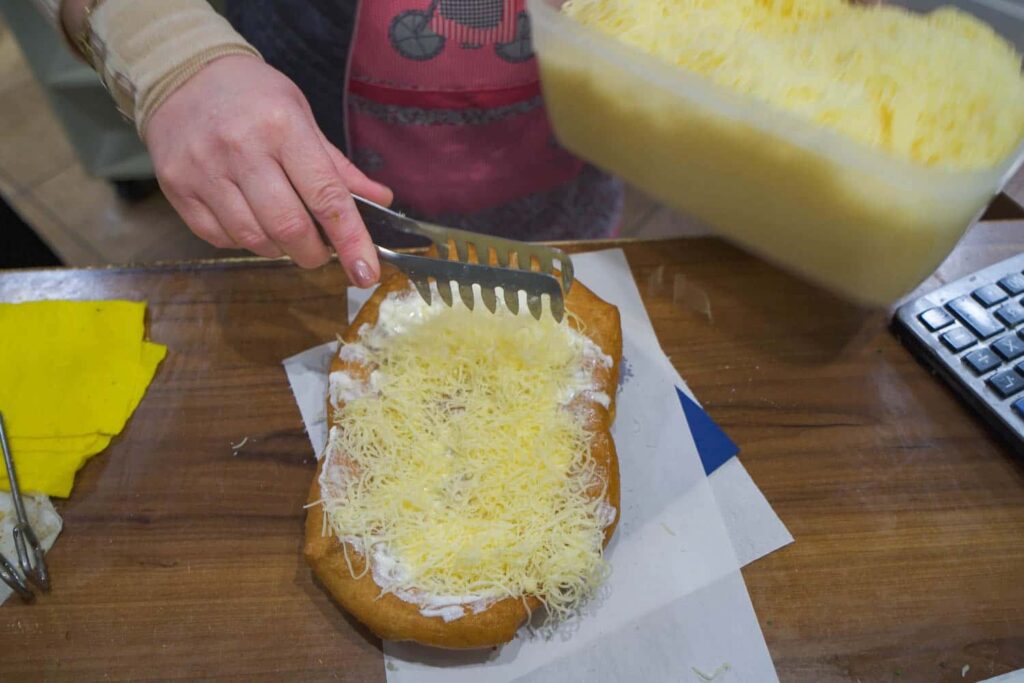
[{"x1": 0, "y1": 225, "x2": 1022, "y2": 682}]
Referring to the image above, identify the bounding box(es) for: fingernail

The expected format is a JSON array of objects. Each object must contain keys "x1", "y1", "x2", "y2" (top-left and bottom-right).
[{"x1": 351, "y1": 258, "x2": 375, "y2": 287}]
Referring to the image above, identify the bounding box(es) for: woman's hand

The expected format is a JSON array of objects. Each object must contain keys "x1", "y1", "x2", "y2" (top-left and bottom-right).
[{"x1": 144, "y1": 55, "x2": 391, "y2": 285}]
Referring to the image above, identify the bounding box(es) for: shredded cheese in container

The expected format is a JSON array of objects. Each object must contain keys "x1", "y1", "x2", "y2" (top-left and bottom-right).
[
  {"x1": 563, "y1": 0, "x2": 1024, "y2": 170},
  {"x1": 323, "y1": 286, "x2": 614, "y2": 623}
]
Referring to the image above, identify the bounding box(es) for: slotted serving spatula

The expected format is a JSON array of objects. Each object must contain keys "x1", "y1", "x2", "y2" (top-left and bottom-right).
[{"x1": 352, "y1": 195, "x2": 574, "y2": 321}]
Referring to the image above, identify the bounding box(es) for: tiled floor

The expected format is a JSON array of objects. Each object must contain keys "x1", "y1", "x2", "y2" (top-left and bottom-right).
[{"x1": 0, "y1": 16, "x2": 707, "y2": 268}]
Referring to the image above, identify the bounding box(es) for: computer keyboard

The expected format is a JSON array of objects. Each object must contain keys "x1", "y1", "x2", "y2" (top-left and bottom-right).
[{"x1": 892, "y1": 252, "x2": 1024, "y2": 456}]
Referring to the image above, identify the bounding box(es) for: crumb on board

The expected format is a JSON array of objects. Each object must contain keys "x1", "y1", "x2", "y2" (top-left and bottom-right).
[
  {"x1": 230, "y1": 436, "x2": 249, "y2": 454},
  {"x1": 962, "y1": 664, "x2": 970, "y2": 677}
]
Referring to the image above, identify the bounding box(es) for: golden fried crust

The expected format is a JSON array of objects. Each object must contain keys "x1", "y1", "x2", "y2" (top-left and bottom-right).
[{"x1": 304, "y1": 272, "x2": 622, "y2": 649}]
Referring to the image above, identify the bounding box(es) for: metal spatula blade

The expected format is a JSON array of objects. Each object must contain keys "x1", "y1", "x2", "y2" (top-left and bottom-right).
[
  {"x1": 379, "y1": 249, "x2": 566, "y2": 321},
  {"x1": 432, "y1": 230, "x2": 574, "y2": 298},
  {"x1": 353, "y1": 196, "x2": 574, "y2": 321}
]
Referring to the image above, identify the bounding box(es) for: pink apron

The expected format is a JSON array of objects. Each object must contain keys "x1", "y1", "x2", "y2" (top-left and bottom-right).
[{"x1": 344, "y1": 0, "x2": 622, "y2": 240}]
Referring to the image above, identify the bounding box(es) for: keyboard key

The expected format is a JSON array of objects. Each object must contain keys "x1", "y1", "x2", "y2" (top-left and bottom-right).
[
  {"x1": 998, "y1": 273, "x2": 1024, "y2": 295},
  {"x1": 940, "y1": 327, "x2": 976, "y2": 352},
  {"x1": 918, "y1": 307, "x2": 954, "y2": 331},
  {"x1": 987, "y1": 370, "x2": 1024, "y2": 398},
  {"x1": 1014, "y1": 397, "x2": 1024, "y2": 418},
  {"x1": 973, "y1": 284, "x2": 1009, "y2": 307},
  {"x1": 947, "y1": 296, "x2": 1004, "y2": 339},
  {"x1": 993, "y1": 335, "x2": 1024, "y2": 361},
  {"x1": 963, "y1": 348, "x2": 1001, "y2": 374},
  {"x1": 995, "y1": 301, "x2": 1024, "y2": 327}
]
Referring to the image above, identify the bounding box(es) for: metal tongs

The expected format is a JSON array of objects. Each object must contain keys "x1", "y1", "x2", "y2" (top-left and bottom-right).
[
  {"x1": 0, "y1": 412, "x2": 49, "y2": 601},
  {"x1": 353, "y1": 196, "x2": 575, "y2": 321}
]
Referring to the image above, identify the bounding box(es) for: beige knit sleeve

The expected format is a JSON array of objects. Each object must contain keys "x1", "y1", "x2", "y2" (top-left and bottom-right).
[{"x1": 55, "y1": 0, "x2": 263, "y2": 137}]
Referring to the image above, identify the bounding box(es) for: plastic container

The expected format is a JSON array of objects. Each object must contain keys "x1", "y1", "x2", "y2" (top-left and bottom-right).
[{"x1": 529, "y1": 0, "x2": 1024, "y2": 307}]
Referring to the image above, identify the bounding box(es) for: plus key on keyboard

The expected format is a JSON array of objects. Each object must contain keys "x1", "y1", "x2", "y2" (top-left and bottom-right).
[{"x1": 947, "y1": 296, "x2": 1004, "y2": 339}]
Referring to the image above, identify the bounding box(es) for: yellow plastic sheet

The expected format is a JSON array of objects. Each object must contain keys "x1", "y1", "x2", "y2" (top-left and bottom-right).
[{"x1": 0, "y1": 301, "x2": 166, "y2": 497}]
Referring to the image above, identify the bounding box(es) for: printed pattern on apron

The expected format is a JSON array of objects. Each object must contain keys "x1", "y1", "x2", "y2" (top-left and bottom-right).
[{"x1": 346, "y1": 0, "x2": 622, "y2": 242}]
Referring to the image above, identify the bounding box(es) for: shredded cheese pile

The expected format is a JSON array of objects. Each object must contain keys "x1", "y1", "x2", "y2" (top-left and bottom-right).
[
  {"x1": 325, "y1": 290, "x2": 612, "y2": 622},
  {"x1": 563, "y1": 0, "x2": 1024, "y2": 169}
]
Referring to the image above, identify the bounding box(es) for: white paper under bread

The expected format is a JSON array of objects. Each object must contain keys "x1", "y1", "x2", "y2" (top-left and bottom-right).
[
  {"x1": 553, "y1": 250, "x2": 792, "y2": 567},
  {"x1": 282, "y1": 249, "x2": 787, "y2": 681},
  {"x1": 978, "y1": 669, "x2": 1024, "y2": 683}
]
